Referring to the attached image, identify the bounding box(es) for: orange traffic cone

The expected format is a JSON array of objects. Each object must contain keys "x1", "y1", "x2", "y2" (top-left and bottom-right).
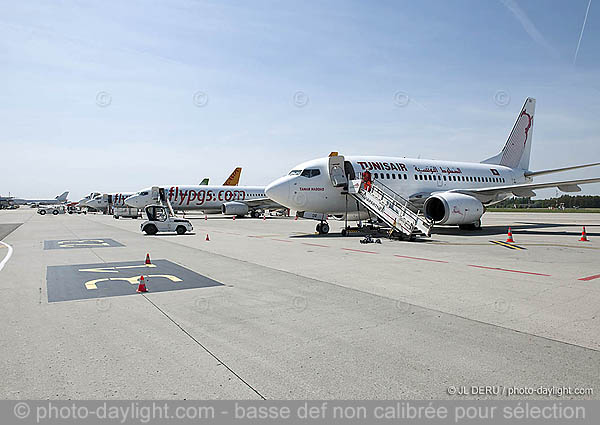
[
  {"x1": 137, "y1": 276, "x2": 148, "y2": 293},
  {"x1": 205, "y1": 234, "x2": 210, "y2": 241},
  {"x1": 294, "y1": 215, "x2": 298, "y2": 221},
  {"x1": 145, "y1": 253, "x2": 151, "y2": 265},
  {"x1": 580, "y1": 226, "x2": 589, "y2": 241},
  {"x1": 262, "y1": 215, "x2": 266, "y2": 221},
  {"x1": 506, "y1": 227, "x2": 515, "y2": 243},
  {"x1": 232, "y1": 215, "x2": 235, "y2": 221}
]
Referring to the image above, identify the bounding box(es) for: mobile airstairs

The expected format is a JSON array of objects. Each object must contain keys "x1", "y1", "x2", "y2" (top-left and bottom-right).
[
  {"x1": 327, "y1": 154, "x2": 433, "y2": 240},
  {"x1": 346, "y1": 179, "x2": 433, "y2": 240}
]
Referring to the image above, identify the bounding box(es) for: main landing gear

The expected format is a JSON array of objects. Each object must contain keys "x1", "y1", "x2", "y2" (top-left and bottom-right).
[
  {"x1": 458, "y1": 219, "x2": 482, "y2": 231},
  {"x1": 316, "y1": 221, "x2": 330, "y2": 234}
]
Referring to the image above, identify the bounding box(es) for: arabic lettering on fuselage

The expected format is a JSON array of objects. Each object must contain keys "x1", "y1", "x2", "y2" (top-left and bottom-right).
[
  {"x1": 167, "y1": 187, "x2": 258, "y2": 206},
  {"x1": 439, "y1": 167, "x2": 463, "y2": 174},
  {"x1": 414, "y1": 166, "x2": 438, "y2": 173}
]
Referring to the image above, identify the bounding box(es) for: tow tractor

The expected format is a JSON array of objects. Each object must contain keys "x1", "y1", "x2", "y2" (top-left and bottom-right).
[{"x1": 140, "y1": 187, "x2": 193, "y2": 235}]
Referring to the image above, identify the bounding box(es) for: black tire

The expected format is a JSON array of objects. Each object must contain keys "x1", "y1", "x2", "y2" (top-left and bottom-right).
[
  {"x1": 176, "y1": 225, "x2": 186, "y2": 235},
  {"x1": 143, "y1": 224, "x2": 158, "y2": 235},
  {"x1": 341, "y1": 229, "x2": 347, "y2": 236},
  {"x1": 114, "y1": 216, "x2": 119, "y2": 219},
  {"x1": 39, "y1": 210, "x2": 46, "y2": 215},
  {"x1": 472, "y1": 219, "x2": 482, "y2": 230},
  {"x1": 320, "y1": 223, "x2": 330, "y2": 234},
  {"x1": 52, "y1": 210, "x2": 59, "y2": 215}
]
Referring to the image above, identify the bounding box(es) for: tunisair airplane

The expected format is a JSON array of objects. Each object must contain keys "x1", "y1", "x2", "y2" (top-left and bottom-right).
[{"x1": 265, "y1": 98, "x2": 600, "y2": 234}]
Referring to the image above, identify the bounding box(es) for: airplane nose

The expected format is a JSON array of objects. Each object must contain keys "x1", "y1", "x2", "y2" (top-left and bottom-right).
[
  {"x1": 125, "y1": 195, "x2": 139, "y2": 208},
  {"x1": 265, "y1": 178, "x2": 291, "y2": 206}
]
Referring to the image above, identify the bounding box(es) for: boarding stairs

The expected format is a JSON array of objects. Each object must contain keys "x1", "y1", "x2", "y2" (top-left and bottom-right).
[
  {"x1": 347, "y1": 179, "x2": 433, "y2": 239},
  {"x1": 151, "y1": 186, "x2": 175, "y2": 216}
]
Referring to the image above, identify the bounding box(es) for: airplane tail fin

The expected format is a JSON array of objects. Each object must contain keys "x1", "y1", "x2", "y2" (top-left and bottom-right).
[
  {"x1": 223, "y1": 167, "x2": 242, "y2": 186},
  {"x1": 56, "y1": 191, "x2": 69, "y2": 201},
  {"x1": 482, "y1": 97, "x2": 535, "y2": 170},
  {"x1": 199, "y1": 178, "x2": 209, "y2": 185}
]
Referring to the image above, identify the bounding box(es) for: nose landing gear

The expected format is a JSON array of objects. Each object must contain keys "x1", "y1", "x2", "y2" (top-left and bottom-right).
[{"x1": 316, "y1": 222, "x2": 330, "y2": 234}]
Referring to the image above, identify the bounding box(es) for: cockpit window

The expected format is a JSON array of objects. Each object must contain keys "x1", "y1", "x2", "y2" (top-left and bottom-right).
[
  {"x1": 140, "y1": 191, "x2": 148, "y2": 196},
  {"x1": 288, "y1": 170, "x2": 302, "y2": 176},
  {"x1": 301, "y1": 169, "x2": 321, "y2": 178}
]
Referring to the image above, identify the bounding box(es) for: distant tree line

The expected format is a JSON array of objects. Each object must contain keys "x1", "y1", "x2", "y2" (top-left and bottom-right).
[{"x1": 491, "y1": 195, "x2": 600, "y2": 209}]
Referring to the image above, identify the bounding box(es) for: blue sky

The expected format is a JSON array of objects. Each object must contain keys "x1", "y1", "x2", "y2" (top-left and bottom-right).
[{"x1": 1, "y1": 0, "x2": 599, "y2": 199}]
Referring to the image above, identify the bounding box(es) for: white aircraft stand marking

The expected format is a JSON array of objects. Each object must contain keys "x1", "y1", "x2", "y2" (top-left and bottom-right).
[{"x1": 0, "y1": 241, "x2": 14, "y2": 272}]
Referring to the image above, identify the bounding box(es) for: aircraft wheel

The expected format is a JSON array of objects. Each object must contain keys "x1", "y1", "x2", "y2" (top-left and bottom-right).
[
  {"x1": 52, "y1": 210, "x2": 59, "y2": 215},
  {"x1": 341, "y1": 228, "x2": 347, "y2": 236},
  {"x1": 39, "y1": 210, "x2": 46, "y2": 215},
  {"x1": 176, "y1": 225, "x2": 187, "y2": 235},
  {"x1": 143, "y1": 224, "x2": 158, "y2": 235},
  {"x1": 472, "y1": 219, "x2": 482, "y2": 230},
  {"x1": 320, "y1": 223, "x2": 330, "y2": 234},
  {"x1": 316, "y1": 223, "x2": 321, "y2": 233}
]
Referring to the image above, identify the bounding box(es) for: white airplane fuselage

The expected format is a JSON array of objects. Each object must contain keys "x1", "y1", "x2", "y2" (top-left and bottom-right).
[
  {"x1": 125, "y1": 185, "x2": 268, "y2": 212},
  {"x1": 266, "y1": 156, "x2": 528, "y2": 216},
  {"x1": 84, "y1": 193, "x2": 135, "y2": 210}
]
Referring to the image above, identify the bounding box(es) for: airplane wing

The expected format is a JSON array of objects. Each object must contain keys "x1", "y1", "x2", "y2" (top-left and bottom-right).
[
  {"x1": 449, "y1": 177, "x2": 600, "y2": 200},
  {"x1": 244, "y1": 197, "x2": 285, "y2": 209}
]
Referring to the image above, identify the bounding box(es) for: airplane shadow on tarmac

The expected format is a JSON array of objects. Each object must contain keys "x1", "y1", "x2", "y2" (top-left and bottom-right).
[
  {"x1": 429, "y1": 222, "x2": 599, "y2": 238},
  {"x1": 289, "y1": 222, "x2": 599, "y2": 239}
]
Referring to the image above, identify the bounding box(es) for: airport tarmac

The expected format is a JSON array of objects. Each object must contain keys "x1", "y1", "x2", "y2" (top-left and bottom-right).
[{"x1": 0, "y1": 209, "x2": 599, "y2": 399}]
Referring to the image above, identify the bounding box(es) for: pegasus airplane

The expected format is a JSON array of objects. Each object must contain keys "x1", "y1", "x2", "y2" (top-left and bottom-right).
[
  {"x1": 265, "y1": 98, "x2": 600, "y2": 234},
  {"x1": 125, "y1": 167, "x2": 282, "y2": 217}
]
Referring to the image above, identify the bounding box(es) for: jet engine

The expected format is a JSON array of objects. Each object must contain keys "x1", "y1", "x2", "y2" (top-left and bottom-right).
[
  {"x1": 424, "y1": 192, "x2": 484, "y2": 225},
  {"x1": 222, "y1": 202, "x2": 249, "y2": 216}
]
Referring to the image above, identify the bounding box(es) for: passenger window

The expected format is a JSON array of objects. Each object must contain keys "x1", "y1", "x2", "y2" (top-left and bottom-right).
[
  {"x1": 414, "y1": 175, "x2": 418, "y2": 180},
  {"x1": 374, "y1": 173, "x2": 378, "y2": 179},
  {"x1": 404, "y1": 174, "x2": 407, "y2": 179},
  {"x1": 386, "y1": 173, "x2": 390, "y2": 179},
  {"x1": 443, "y1": 176, "x2": 446, "y2": 181},
  {"x1": 392, "y1": 174, "x2": 396, "y2": 179}
]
